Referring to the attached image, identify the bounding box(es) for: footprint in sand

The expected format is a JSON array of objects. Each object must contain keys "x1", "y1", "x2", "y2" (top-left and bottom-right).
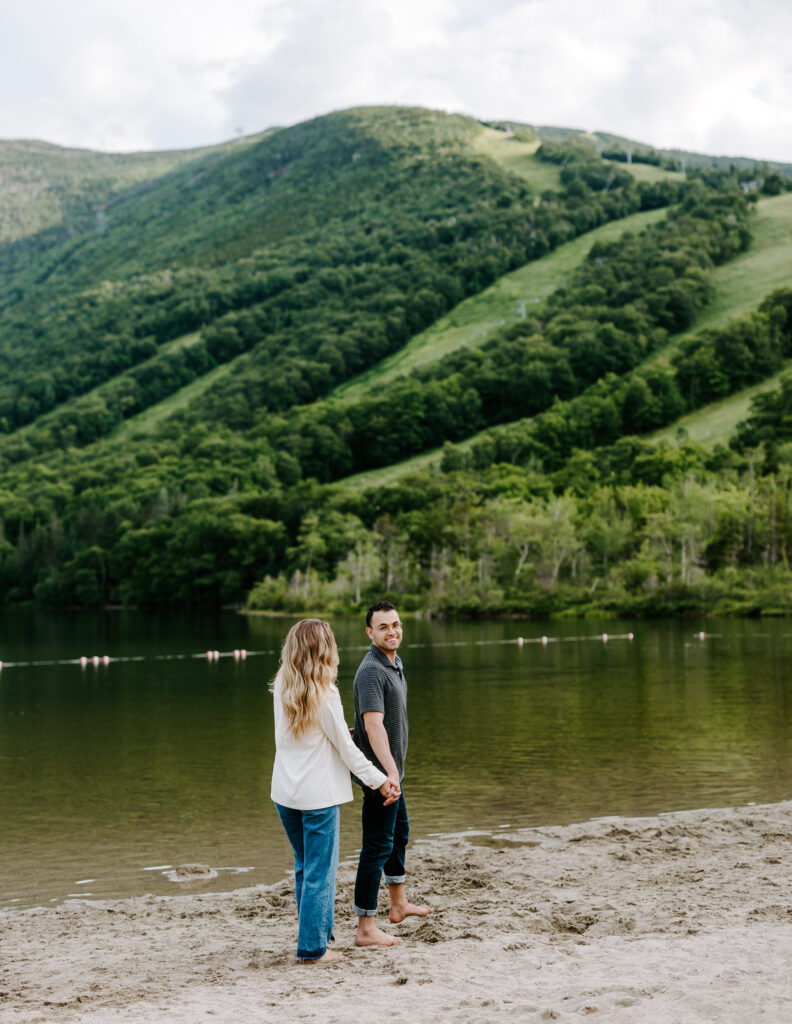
[{"x1": 413, "y1": 920, "x2": 447, "y2": 944}]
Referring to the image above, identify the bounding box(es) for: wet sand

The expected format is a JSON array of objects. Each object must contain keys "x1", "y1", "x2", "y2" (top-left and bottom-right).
[{"x1": 3, "y1": 801, "x2": 792, "y2": 1023}]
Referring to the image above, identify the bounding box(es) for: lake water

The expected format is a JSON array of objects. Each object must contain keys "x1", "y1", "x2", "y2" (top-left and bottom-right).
[{"x1": 2, "y1": 611, "x2": 791, "y2": 911}]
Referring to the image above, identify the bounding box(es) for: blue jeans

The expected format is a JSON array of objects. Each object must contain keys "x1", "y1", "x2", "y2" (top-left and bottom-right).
[
  {"x1": 275, "y1": 803, "x2": 340, "y2": 960},
  {"x1": 354, "y1": 789, "x2": 409, "y2": 916}
]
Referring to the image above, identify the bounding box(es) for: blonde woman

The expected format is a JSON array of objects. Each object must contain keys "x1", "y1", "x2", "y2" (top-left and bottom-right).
[{"x1": 271, "y1": 619, "x2": 400, "y2": 964}]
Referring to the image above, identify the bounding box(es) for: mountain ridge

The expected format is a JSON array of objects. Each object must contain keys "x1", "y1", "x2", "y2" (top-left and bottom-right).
[{"x1": 0, "y1": 105, "x2": 791, "y2": 614}]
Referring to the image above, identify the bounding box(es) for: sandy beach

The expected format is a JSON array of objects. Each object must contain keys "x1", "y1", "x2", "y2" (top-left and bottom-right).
[{"x1": 3, "y1": 801, "x2": 792, "y2": 1023}]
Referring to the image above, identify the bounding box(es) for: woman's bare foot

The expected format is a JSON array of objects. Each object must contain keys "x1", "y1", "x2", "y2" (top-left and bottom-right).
[
  {"x1": 355, "y1": 922, "x2": 402, "y2": 947},
  {"x1": 299, "y1": 949, "x2": 344, "y2": 964},
  {"x1": 389, "y1": 902, "x2": 433, "y2": 924}
]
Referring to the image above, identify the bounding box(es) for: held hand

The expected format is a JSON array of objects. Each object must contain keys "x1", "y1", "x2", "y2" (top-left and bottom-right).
[
  {"x1": 386, "y1": 771, "x2": 401, "y2": 804},
  {"x1": 379, "y1": 779, "x2": 401, "y2": 805}
]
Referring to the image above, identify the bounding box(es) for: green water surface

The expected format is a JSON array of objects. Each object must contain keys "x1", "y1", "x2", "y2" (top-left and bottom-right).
[{"x1": 1, "y1": 612, "x2": 791, "y2": 910}]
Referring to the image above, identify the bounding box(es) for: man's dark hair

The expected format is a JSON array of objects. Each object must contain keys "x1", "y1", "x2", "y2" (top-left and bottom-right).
[{"x1": 366, "y1": 600, "x2": 397, "y2": 628}]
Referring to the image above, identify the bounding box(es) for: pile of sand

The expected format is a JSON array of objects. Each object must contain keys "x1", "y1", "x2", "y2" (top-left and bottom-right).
[{"x1": 3, "y1": 801, "x2": 792, "y2": 1022}]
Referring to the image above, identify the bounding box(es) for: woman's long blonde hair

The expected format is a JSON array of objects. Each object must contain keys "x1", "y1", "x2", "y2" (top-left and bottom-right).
[{"x1": 270, "y1": 619, "x2": 339, "y2": 738}]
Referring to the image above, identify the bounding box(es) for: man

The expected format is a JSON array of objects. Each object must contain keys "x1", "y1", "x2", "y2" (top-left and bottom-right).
[{"x1": 352, "y1": 600, "x2": 433, "y2": 946}]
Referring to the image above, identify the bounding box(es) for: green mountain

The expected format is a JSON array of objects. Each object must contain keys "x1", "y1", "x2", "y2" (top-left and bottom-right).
[
  {"x1": 0, "y1": 134, "x2": 264, "y2": 252},
  {"x1": 1, "y1": 106, "x2": 791, "y2": 616},
  {"x1": 1, "y1": 107, "x2": 671, "y2": 449}
]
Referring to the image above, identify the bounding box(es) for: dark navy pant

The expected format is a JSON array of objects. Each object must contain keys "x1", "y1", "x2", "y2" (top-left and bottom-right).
[{"x1": 353, "y1": 788, "x2": 408, "y2": 915}]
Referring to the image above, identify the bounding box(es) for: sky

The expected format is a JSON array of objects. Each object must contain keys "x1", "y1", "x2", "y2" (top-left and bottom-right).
[{"x1": 2, "y1": 0, "x2": 791, "y2": 162}]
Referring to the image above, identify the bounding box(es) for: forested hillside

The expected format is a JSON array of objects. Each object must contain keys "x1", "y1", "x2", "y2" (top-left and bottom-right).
[
  {"x1": 0, "y1": 137, "x2": 248, "y2": 245},
  {"x1": 1, "y1": 106, "x2": 791, "y2": 615}
]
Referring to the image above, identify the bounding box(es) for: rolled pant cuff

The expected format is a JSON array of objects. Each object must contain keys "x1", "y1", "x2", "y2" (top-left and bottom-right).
[
  {"x1": 296, "y1": 947, "x2": 325, "y2": 960},
  {"x1": 384, "y1": 874, "x2": 405, "y2": 884},
  {"x1": 354, "y1": 904, "x2": 377, "y2": 917}
]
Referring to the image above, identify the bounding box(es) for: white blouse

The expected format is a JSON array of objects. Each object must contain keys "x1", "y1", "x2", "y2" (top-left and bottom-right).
[{"x1": 271, "y1": 683, "x2": 387, "y2": 810}]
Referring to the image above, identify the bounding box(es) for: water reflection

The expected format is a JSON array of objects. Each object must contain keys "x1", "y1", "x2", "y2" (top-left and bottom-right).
[{"x1": 1, "y1": 611, "x2": 791, "y2": 909}]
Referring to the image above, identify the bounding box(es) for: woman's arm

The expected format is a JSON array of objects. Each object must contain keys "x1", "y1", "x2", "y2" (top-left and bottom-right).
[{"x1": 320, "y1": 690, "x2": 391, "y2": 792}]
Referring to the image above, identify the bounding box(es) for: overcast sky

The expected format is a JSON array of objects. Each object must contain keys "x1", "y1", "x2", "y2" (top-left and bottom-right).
[{"x1": 2, "y1": 0, "x2": 791, "y2": 161}]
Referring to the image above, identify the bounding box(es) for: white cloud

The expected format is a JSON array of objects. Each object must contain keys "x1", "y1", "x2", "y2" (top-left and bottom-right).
[
  {"x1": 0, "y1": 0, "x2": 791, "y2": 160},
  {"x1": 0, "y1": 0, "x2": 283, "y2": 150}
]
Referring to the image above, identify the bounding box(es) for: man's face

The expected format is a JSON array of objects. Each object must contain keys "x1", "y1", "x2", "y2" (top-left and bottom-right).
[{"x1": 366, "y1": 609, "x2": 403, "y2": 654}]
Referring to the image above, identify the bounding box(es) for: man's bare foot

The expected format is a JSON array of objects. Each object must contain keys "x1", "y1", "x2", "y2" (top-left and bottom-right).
[
  {"x1": 355, "y1": 924, "x2": 402, "y2": 947},
  {"x1": 299, "y1": 949, "x2": 344, "y2": 964},
  {"x1": 389, "y1": 902, "x2": 433, "y2": 924}
]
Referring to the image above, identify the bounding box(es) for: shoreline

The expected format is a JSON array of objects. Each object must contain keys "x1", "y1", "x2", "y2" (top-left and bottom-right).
[
  {"x1": 4, "y1": 602, "x2": 792, "y2": 620},
  {"x1": 239, "y1": 606, "x2": 785, "y2": 621},
  {"x1": 4, "y1": 800, "x2": 792, "y2": 1023}
]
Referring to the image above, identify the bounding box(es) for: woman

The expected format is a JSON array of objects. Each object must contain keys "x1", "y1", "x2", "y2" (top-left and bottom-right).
[{"x1": 271, "y1": 618, "x2": 399, "y2": 964}]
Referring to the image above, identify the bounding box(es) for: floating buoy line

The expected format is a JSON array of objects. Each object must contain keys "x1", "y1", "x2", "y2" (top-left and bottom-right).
[
  {"x1": 0, "y1": 630, "x2": 731, "y2": 672},
  {"x1": 0, "y1": 649, "x2": 255, "y2": 670}
]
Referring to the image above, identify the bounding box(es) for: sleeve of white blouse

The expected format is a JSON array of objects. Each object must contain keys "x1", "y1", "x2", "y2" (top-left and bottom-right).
[{"x1": 320, "y1": 690, "x2": 388, "y2": 791}]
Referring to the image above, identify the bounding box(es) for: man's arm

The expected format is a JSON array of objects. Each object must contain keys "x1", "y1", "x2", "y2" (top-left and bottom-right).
[{"x1": 363, "y1": 711, "x2": 400, "y2": 789}]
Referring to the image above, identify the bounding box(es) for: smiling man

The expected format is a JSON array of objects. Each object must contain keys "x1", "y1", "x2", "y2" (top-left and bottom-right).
[{"x1": 352, "y1": 600, "x2": 433, "y2": 946}]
